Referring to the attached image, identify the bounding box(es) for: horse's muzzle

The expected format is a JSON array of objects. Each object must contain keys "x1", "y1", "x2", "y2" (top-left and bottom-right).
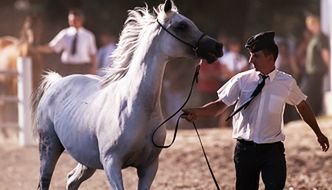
[{"x1": 196, "y1": 36, "x2": 223, "y2": 64}]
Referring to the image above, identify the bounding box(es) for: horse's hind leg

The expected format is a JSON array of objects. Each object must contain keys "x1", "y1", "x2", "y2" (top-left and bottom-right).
[
  {"x1": 66, "y1": 163, "x2": 96, "y2": 190},
  {"x1": 37, "y1": 128, "x2": 64, "y2": 190}
]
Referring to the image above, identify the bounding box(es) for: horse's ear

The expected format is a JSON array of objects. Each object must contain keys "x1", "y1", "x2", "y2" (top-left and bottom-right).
[{"x1": 164, "y1": 0, "x2": 173, "y2": 13}]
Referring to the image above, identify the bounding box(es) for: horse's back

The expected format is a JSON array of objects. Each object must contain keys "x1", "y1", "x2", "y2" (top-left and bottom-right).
[
  {"x1": 0, "y1": 42, "x2": 20, "y2": 71},
  {"x1": 0, "y1": 36, "x2": 18, "y2": 49},
  {"x1": 42, "y1": 74, "x2": 101, "y2": 101}
]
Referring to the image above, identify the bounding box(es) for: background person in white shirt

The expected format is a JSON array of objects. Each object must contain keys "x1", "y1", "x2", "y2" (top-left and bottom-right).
[
  {"x1": 182, "y1": 31, "x2": 329, "y2": 190},
  {"x1": 96, "y1": 31, "x2": 117, "y2": 76},
  {"x1": 219, "y1": 37, "x2": 249, "y2": 79},
  {"x1": 36, "y1": 9, "x2": 97, "y2": 76}
]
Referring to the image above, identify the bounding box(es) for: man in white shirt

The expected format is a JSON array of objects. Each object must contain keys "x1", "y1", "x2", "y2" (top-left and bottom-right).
[
  {"x1": 36, "y1": 9, "x2": 97, "y2": 76},
  {"x1": 182, "y1": 31, "x2": 329, "y2": 190},
  {"x1": 219, "y1": 37, "x2": 249, "y2": 79},
  {"x1": 96, "y1": 31, "x2": 117, "y2": 76}
]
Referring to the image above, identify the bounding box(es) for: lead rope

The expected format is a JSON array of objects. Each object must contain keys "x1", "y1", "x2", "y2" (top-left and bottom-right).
[{"x1": 152, "y1": 63, "x2": 221, "y2": 190}]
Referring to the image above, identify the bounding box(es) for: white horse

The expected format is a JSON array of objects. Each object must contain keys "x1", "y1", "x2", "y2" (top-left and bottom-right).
[{"x1": 33, "y1": 0, "x2": 223, "y2": 189}]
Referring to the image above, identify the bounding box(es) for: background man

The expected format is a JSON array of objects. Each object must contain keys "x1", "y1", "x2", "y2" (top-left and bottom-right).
[
  {"x1": 301, "y1": 14, "x2": 330, "y2": 116},
  {"x1": 36, "y1": 9, "x2": 97, "y2": 76}
]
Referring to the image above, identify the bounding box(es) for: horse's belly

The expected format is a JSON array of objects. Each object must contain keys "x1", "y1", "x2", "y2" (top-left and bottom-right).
[
  {"x1": 57, "y1": 130, "x2": 103, "y2": 169},
  {"x1": 67, "y1": 146, "x2": 103, "y2": 169}
]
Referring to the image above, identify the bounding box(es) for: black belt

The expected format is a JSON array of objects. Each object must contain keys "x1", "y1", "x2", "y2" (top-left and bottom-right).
[{"x1": 237, "y1": 139, "x2": 281, "y2": 146}]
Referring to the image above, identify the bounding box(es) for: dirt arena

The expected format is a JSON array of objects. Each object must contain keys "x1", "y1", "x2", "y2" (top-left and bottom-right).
[{"x1": 1, "y1": 117, "x2": 331, "y2": 190}]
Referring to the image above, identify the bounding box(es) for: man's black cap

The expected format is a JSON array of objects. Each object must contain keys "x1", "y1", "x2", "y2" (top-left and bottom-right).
[{"x1": 245, "y1": 31, "x2": 276, "y2": 52}]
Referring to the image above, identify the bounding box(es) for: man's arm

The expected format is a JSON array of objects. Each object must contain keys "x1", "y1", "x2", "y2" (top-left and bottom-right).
[
  {"x1": 34, "y1": 45, "x2": 55, "y2": 54},
  {"x1": 182, "y1": 99, "x2": 228, "y2": 122},
  {"x1": 321, "y1": 48, "x2": 330, "y2": 67},
  {"x1": 296, "y1": 100, "x2": 329, "y2": 152}
]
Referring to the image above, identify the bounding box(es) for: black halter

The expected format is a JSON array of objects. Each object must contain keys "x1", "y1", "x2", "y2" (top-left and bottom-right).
[{"x1": 157, "y1": 19, "x2": 205, "y2": 56}]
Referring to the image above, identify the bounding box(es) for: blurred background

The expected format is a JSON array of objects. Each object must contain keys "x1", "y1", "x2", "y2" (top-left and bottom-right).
[
  {"x1": 0, "y1": 0, "x2": 331, "y2": 128},
  {"x1": 0, "y1": 0, "x2": 322, "y2": 47}
]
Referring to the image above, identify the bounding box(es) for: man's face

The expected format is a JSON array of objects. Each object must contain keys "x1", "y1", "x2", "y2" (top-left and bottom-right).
[
  {"x1": 68, "y1": 14, "x2": 83, "y2": 28},
  {"x1": 248, "y1": 50, "x2": 269, "y2": 72},
  {"x1": 305, "y1": 16, "x2": 320, "y2": 34}
]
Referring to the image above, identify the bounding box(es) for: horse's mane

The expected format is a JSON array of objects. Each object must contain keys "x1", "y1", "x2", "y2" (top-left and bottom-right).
[{"x1": 101, "y1": 4, "x2": 177, "y2": 85}]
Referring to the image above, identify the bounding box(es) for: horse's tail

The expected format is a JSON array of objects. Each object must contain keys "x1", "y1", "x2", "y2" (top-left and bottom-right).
[{"x1": 31, "y1": 71, "x2": 62, "y2": 135}]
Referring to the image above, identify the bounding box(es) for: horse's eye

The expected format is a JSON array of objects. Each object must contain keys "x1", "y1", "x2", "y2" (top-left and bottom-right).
[{"x1": 175, "y1": 21, "x2": 188, "y2": 30}]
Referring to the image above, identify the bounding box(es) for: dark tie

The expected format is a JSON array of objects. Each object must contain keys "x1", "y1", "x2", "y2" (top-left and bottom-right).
[
  {"x1": 71, "y1": 32, "x2": 78, "y2": 55},
  {"x1": 226, "y1": 74, "x2": 268, "y2": 121}
]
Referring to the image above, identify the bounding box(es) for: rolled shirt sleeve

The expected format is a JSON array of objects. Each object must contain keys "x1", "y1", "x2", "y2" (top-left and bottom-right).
[
  {"x1": 286, "y1": 78, "x2": 307, "y2": 106},
  {"x1": 217, "y1": 75, "x2": 241, "y2": 106}
]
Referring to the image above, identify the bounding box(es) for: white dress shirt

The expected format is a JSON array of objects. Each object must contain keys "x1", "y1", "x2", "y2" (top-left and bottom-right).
[
  {"x1": 218, "y1": 68, "x2": 307, "y2": 143},
  {"x1": 49, "y1": 27, "x2": 97, "y2": 64}
]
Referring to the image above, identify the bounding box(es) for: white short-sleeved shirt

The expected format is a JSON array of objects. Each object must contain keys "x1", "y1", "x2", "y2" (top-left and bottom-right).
[
  {"x1": 49, "y1": 27, "x2": 97, "y2": 64},
  {"x1": 217, "y1": 68, "x2": 307, "y2": 143}
]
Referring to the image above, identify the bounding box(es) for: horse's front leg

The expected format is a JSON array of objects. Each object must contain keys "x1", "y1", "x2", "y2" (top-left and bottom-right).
[
  {"x1": 137, "y1": 159, "x2": 159, "y2": 190},
  {"x1": 103, "y1": 156, "x2": 124, "y2": 190}
]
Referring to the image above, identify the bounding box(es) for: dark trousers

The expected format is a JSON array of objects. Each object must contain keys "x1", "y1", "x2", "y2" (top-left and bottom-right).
[
  {"x1": 301, "y1": 73, "x2": 324, "y2": 116},
  {"x1": 234, "y1": 140, "x2": 286, "y2": 190}
]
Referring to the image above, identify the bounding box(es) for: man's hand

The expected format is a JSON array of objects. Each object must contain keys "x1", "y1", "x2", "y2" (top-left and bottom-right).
[
  {"x1": 296, "y1": 100, "x2": 330, "y2": 152},
  {"x1": 317, "y1": 133, "x2": 330, "y2": 152},
  {"x1": 181, "y1": 109, "x2": 197, "y2": 122}
]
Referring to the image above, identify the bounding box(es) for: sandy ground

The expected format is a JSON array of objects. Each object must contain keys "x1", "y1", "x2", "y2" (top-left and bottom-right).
[{"x1": 0, "y1": 117, "x2": 332, "y2": 190}]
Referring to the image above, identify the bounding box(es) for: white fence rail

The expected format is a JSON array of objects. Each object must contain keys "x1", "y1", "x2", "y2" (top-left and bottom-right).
[{"x1": 0, "y1": 57, "x2": 33, "y2": 146}]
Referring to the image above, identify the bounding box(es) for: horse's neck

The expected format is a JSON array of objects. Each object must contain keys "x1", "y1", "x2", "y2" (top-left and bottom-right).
[{"x1": 123, "y1": 30, "x2": 166, "y2": 111}]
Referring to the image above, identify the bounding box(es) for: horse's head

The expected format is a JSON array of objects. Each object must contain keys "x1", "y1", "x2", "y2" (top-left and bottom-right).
[{"x1": 157, "y1": 0, "x2": 223, "y2": 63}]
